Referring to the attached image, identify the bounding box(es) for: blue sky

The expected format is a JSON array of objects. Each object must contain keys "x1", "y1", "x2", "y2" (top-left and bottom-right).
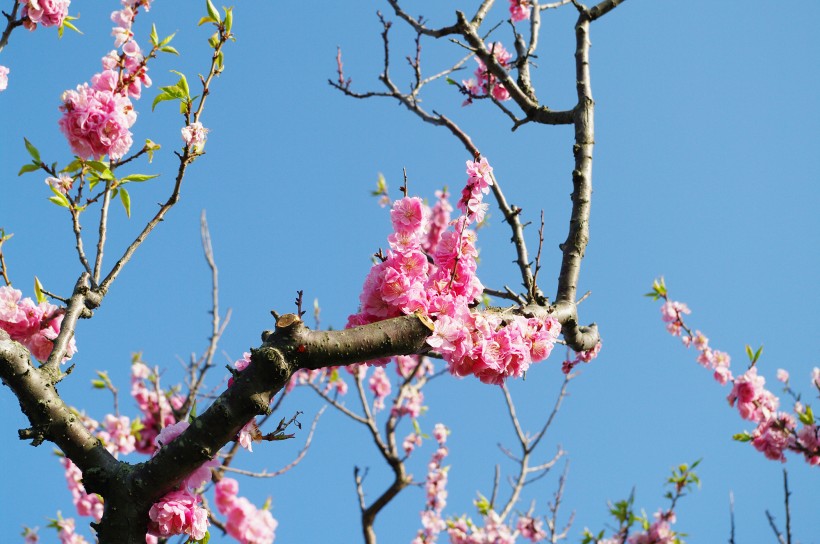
[{"x1": 1, "y1": 1, "x2": 818, "y2": 542}]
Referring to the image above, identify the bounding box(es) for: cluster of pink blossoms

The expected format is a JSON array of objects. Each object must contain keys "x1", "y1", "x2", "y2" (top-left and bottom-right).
[
  {"x1": 349, "y1": 158, "x2": 561, "y2": 385},
  {"x1": 509, "y1": 0, "x2": 532, "y2": 22},
  {"x1": 146, "y1": 421, "x2": 217, "y2": 541},
  {"x1": 625, "y1": 510, "x2": 677, "y2": 544},
  {"x1": 0, "y1": 285, "x2": 77, "y2": 362},
  {"x1": 412, "y1": 423, "x2": 450, "y2": 544},
  {"x1": 21, "y1": 0, "x2": 70, "y2": 30},
  {"x1": 0, "y1": 65, "x2": 8, "y2": 92},
  {"x1": 660, "y1": 297, "x2": 820, "y2": 465},
  {"x1": 130, "y1": 360, "x2": 185, "y2": 454},
  {"x1": 58, "y1": 1, "x2": 154, "y2": 159},
  {"x1": 62, "y1": 458, "x2": 104, "y2": 523},
  {"x1": 462, "y1": 43, "x2": 513, "y2": 105},
  {"x1": 215, "y1": 478, "x2": 278, "y2": 544},
  {"x1": 54, "y1": 516, "x2": 89, "y2": 544}
]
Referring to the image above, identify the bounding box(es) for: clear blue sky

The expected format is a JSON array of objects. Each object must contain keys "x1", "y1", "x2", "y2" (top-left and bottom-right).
[{"x1": 1, "y1": 1, "x2": 818, "y2": 542}]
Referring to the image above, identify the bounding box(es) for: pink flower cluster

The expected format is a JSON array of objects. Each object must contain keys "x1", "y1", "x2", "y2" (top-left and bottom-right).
[
  {"x1": 54, "y1": 516, "x2": 90, "y2": 544},
  {"x1": 627, "y1": 510, "x2": 677, "y2": 544},
  {"x1": 447, "y1": 511, "x2": 516, "y2": 544},
  {"x1": 97, "y1": 414, "x2": 136, "y2": 456},
  {"x1": 462, "y1": 43, "x2": 513, "y2": 105},
  {"x1": 181, "y1": 122, "x2": 209, "y2": 148},
  {"x1": 146, "y1": 420, "x2": 218, "y2": 541},
  {"x1": 130, "y1": 360, "x2": 184, "y2": 454},
  {"x1": 659, "y1": 294, "x2": 820, "y2": 465},
  {"x1": 0, "y1": 285, "x2": 77, "y2": 362},
  {"x1": 368, "y1": 366, "x2": 392, "y2": 412},
  {"x1": 58, "y1": 1, "x2": 154, "y2": 159},
  {"x1": 412, "y1": 424, "x2": 450, "y2": 544},
  {"x1": 517, "y1": 516, "x2": 547, "y2": 542},
  {"x1": 561, "y1": 340, "x2": 602, "y2": 374},
  {"x1": 350, "y1": 158, "x2": 561, "y2": 385},
  {"x1": 22, "y1": 0, "x2": 70, "y2": 30},
  {"x1": 509, "y1": 0, "x2": 531, "y2": 23},
  {"x1": 61, "y1": 458, "x2": 104, "y2": 523},
  {"x1": 0, "y1": 65, "x2": 8, "y2": 92},
  {"x1": 147, "y1": 489, "x2": 208, "y2": 541},
  {"x1": 215, "y1": 478, "x2": 278, "y2": 544}
]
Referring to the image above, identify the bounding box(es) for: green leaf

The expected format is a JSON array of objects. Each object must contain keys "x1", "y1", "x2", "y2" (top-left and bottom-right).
[
  {"x1": 473, "y1": 493, "x2": 491, "y2": 516},
  {"x1": 224, "y1": 7, "x2": 233, "y2": 33},
  {"x1": 48, "y1": 194, "x2": 70, "y2": 208},
  {"x1": 732, "y1": 432, "x2": 752, "y2": 442},
  {"x1": 121, "y1": 173, "x2": 159, "y2": 183},
  {"x1": 206, "y1": 0, "x2": 220, "y2": 23},
  {"x1": 119, "y1": 187, "x2": 131, "y2": 218},
  {"x1": 86, "y1": 160, "x2": 109, "y2": 173},
  {"x1": 798, "y1": 405, "x2": 814, "y2": 425},
  {"x1": 159, "y1": 32, "x2": 176, "y2": 47},
  {"x1": 91, "y1": 380, "x2": 107, "y2": 389},
  {"x1": 61, "y1": 159, "x2": 83, "y2": 173},
  {"x1": 745, "y1": 345, "x2": 753, "y2": 361},
  {"x1": 18, "y1": 163, "x2": 40, "y2": 176},
  {"x1": 171, "y1": 71, "x2": 190, "y2": 97},
  {"x1": 160, "y1": 45, "x2": 180, "y2": 56},
  {"x1": 150, "y1": 23, "x2": 159, "y2": 46},
  {"x1": 23, "y1": 138, "x2": 41, "y2": 162},
  {"x1": 446, "y1": 77, "x2": 458, "y2": 85},
  {"x1": 61, "y1": 17, "x2": 82, "y2": 36},
  {"x1": 33, "y1": 276, "x2": 46, "y2": 304},
  {"x1": 189, "y1": 401, "x2": 198, "y2": 419},
  {"x1": 197, "y1": 16, "x2": 217, "y2": 26},
  {"x1": 208, "y1": 32, "x2": 219, "y2": 49},
  {"x1": 216, "y1": 51, "x2": 224, "y2": 70},
  {"x1": 152, "y1": 91, "x2": 177, "y2": 111}
]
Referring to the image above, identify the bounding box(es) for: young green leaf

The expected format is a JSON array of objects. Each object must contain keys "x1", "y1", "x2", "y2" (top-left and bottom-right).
[
  {"x1": 119, "y1": 187, "x2": 131, "y2": 218},
  {"x1": 160, "y1": 46, "x2": 180, "y2": 55},
  {"x1": 150, "y1": 24, "x2": 159, "y2": 47},
  {"x1": 49, "y1": 194, "x2": 71, "y2": 208},
  {"x1": 159, "y1": 32, "x2": 176, "y2": 47},
  {"x1": 224, "y1": 7, "x2": 233, "y2": 33},
  {"x1": 33, "y1": 276, "x2": 46, "y2": 304},
  {"x1": 197, "y1": 16, "x2": 217, "y2": 26},
  {"x1": 18, "y1": 163, "x2": 40, "y2": 176},
  {"x1": 121, "y1": 173, "x2": 159, "y2": 183},
  {"x1": 206, "y1": 0, "x2": 220, "y2": 23},
  {"x1": 23, "y1": 138, "x2": 41, "y2": 162}
]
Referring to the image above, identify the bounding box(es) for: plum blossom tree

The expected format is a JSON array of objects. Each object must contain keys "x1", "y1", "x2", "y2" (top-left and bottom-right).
[{"x1": 1, "y1": 1, "x2": 818, "y2": 544}]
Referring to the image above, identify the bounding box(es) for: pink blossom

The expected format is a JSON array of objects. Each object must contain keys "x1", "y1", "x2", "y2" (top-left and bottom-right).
[
  {"x1": 46, "y1": 173, "x2": 75, "y2": 194},
  {"x1": 62, "y1": 458, "x2": 104, "y2": 522},
  {"x1": 22, "y1": 0, "x2": 70, "y2": 29},
  {"x1": 0, "y1": 65, "x2": 8, "y2": 92},
  {"x1": 776, "y1": 368, "x2": 789, "y2": 383},
  {"x1": 660, "y1": 300, "x2": 690, "y2": 323},
  {"x1": 403, "y1": 432, "x2": 422, "y2": 456},
  {"x1": 391, "y1": 196, "x2": 426, "y2": 235},
  {"x1": 751, "y1": 413, "x2": 796, "y2": 462},
  {"x1": 59, "y1": 84, "x2": 136, "y2": 159},
  {"x1": 517, "y1": 516, "x2": 546, "y2": 542},
  {"x1": 509, "y1": 0, "x2": 531, "y2": 23},
  {"x1": 155, "y1": 420, "x2": 189, "y2": 448},
  {"x1": 215, "y1": 478, "x2": 277, "y2": 544},
  {"x1": 238, "y1": 418, "x2": 258, "y2": 452},
  {"x1": 55, "y1": 517, "x2": 89, "y2": 544},
  {"x1": 97, "y1": 414, "x2": 136, "y2": 455},
  {"x1": 433, "y1": 423, "x2": 448, "y2": 445},
  {"x1": 23, "y1": 527, "x2": 39, "y2": 543},
  {"x1": 147, "y1": 489, "x2": 208, "y2": 541},
  {"x1": 368, "y1": 366, "x2": 392, "y2": 412},
  {"x1": 181, "y1": 122, "x2": 209, "y2": 148},
  {"x1": 812, "y1": 367, "x2": 820, "y2": 389}
]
